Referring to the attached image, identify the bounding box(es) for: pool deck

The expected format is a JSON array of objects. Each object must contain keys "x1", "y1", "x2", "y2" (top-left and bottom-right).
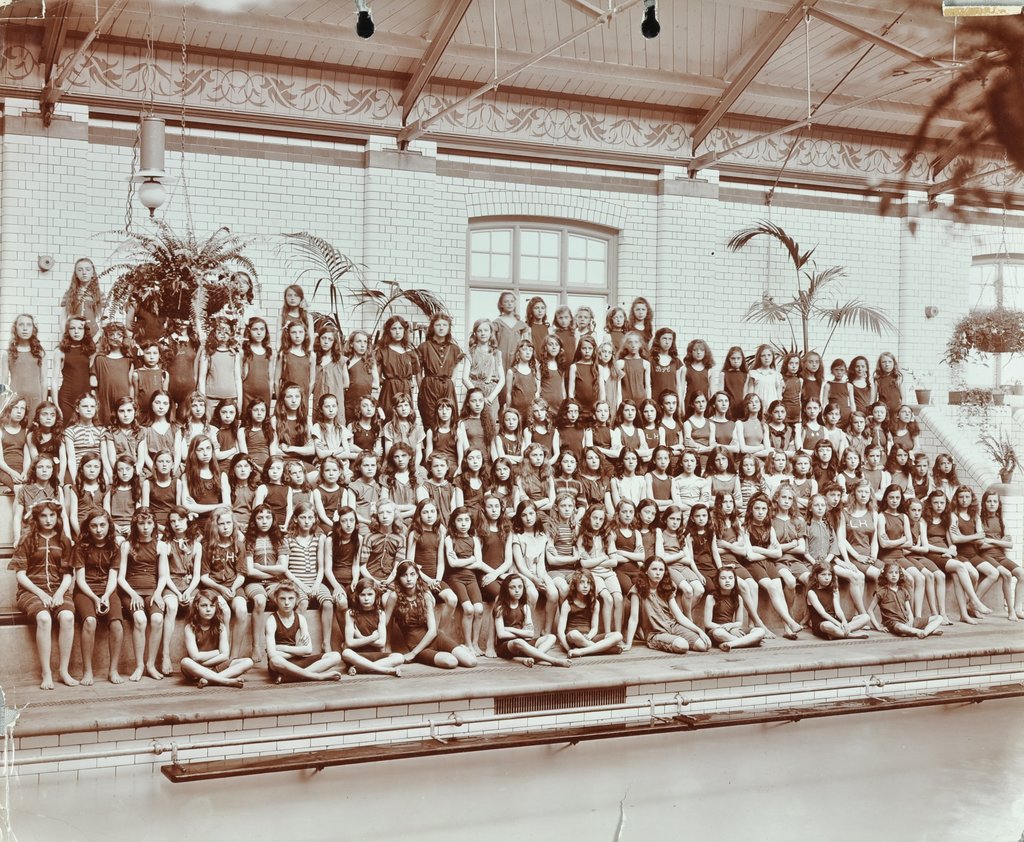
[{"x1": 5, "y1": 621, "x2": 1022, "y2": 739}]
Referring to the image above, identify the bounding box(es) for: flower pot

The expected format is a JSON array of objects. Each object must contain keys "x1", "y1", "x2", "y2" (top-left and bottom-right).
[
  {"x1": 915, "y1": 388, "x2": 931, "y2": 405},
  {"x1": 993, "y1": 393, "x2": 1005, "y2": 406},
  {"x1": 1011, "y1": 384, "x2": 1024, "y2": 396},
  {"x1": 948, "y1": 390, "x2": 963, "y2": 405},
  {"x1": 1000, "y1": 469, "x2": 1014, "y2": 484}
]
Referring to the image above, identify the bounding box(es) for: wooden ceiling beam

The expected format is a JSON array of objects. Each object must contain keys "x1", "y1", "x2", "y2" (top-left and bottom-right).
[
  {"x1": 689, "y1": 76, "x2": 931, "y2": 173},
  {"x1": 690, "y1": 0, "x2": 819, "y2": 154},
  {"x1": 398, "y1": 0, "x2": 475, "y2": 122},
  {"x1": 807, "y1": 7, "x2": 943, "y2": 69},
  {"x1": 40, "y1": 0, "x2": 127, "y2": 125},
  {"x1": 40, "y1": 0, "x2": 73, "y2": 84},
  {"x1": 398, "y1": 0, "x2": 644, "y2": 145},
  {"x1": 559, "y1": 0, "x2": 606, "y2": 16}
]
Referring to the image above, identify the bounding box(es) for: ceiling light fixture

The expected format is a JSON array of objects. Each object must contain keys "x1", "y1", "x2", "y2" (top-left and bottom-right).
[
  {"x1": 941, "y1": 1, "x2": 1022, "y2": 15},
  {"x1": 641, "y1": 0, "x2": 660, "y2": 38},
  {"x1": 355, "y1": 0, "x2": 375, "y2": 38}
]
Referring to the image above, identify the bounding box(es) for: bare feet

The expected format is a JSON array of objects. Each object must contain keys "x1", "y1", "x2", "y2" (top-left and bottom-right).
[
  {"x1": 941, "y1": 615, "x2": 955, "y2": 626},
  {"x1": 961, "y1": 615, "x2": 979, "y2": 625},
  {"x1": 719, "y1": 641, "x2": 733, "y2": 652},
  {"x1": 915, "y1": 630, "x2": 928, "y2": 639},
  {"x1": 389, "y1": 667, "x2": 403, "y2": 677},
  {"x1": 568, "y1": 649, "x2": 579, "y2": 659},
  {"x1": 145, "y1": 665, "x2": 164, "y2": 680},
  {"x1": 1016, "y1": 609, "x2": 1024, "y2": 621},
  {"x1": 59, "y1": 671, "x2": 79, "y2": 687},
  {"x1": 109, "y1": 671, "x2": 125, "y2": 685},
  {"x1": 197, "y1": 678, "x2": 209, "y2": 689},
  {"x1": 1008, "y1": 611, "x2": 1018, "y2": 622},
  {"x1": 226, "y1": 678, "x2": 244, "y2": 688},
  {"x1": 252, "y1": 649, "x2": 266, "y2": 665},
  {"x1": 522, "y1": 657, "x2": 535, "y2": 668},
  {"x1": 40, "y1": 674, "x2": 54, "y2": 690},
  {"x1": 553, "y1": 658, "x2": 572, "y2": 668},
  {"x1": 347, "y1": 666, "x2": 358, "y2": 676},
  {"x1": 320, "y1": 670, "x2": 343, "y2": 681},
  {"x1": 81, "y1": 671, "x2": 94, "y2": 687},
  {"x1": 761, "y1": 628, "x2": 777, "y2": 640},
  {"x1": 974, "y1": 603, "x2": 993, "y2": 615},
  {"x1": 160, "y1": 660, "x2": 174, "y2": 675},
  {"x1": 129, "y1": 666, "x2": 144, "y2": 682}
]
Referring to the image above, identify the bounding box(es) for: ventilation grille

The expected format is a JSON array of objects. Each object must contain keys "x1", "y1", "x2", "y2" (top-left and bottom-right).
[{"x1": 494, "y1": 686, "x2": 626, "y2": 716}]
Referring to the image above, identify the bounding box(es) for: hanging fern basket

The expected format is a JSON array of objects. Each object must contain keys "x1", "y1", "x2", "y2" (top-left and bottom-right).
[{"x1": 945, "y1": 308, "x2": 1024, "y2": 364}]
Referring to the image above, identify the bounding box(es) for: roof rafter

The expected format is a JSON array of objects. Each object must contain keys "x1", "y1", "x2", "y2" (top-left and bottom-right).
[
  {"x1": 690, "y1": 0, "x2": 819, "y2": 154},
  {"x1": 807, "y1": 7, "x2": 943, "y2": 69},
  {"x1": 689, "y1": 76, "x2": 930, "y2": 173},
  {"x1": 399, "y1": 0, "x2": 644, "y2": 146},
  {"x1": 398, "y1": 0, "x2": 475, "y2": 122},
  {"x1": 40, "y1": 0, "x2": 128, "y2": 125},
  {"x1": 40, "y1": 0, "x2": 73, "y2": 84}
]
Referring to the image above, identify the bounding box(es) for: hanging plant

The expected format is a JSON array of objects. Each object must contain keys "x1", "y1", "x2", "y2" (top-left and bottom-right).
[
  {"x1": 944, "y1": 307, "x2": 1024, "y2": 365},
  {"x1": 101, "y1": 223, "x2": 257, "y2": 340}
]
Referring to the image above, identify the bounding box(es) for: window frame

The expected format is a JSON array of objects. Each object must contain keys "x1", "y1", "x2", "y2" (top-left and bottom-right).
[{"x1": 466, "y1": 218, "x2": 618, "y2": 315}]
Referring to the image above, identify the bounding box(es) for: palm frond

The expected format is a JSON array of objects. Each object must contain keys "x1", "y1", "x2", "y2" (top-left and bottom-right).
[
  {"x1": 743, "y1": 297, "x2": 795, "y2": 325},
  {"x1": 727, "y1": 221, "x2": 816, "y2": 270},
  {"x1": 805, "y1": 266, "x2": 846, "y2": 295},
  {"x1": 815, "y1": 300, "x2": 897, "y2": 334}
]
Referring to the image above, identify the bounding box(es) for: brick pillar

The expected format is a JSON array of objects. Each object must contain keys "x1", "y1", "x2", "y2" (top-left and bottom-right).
[
  {"x1": 362, "y1": 136, "x2": 442, "y2": 340},
  {"x1": 898, "y1": 195, "x2": 972, "y2": 395},
  {"x1": 654, "y1": 167, "x2": 720, "y2": 335}
]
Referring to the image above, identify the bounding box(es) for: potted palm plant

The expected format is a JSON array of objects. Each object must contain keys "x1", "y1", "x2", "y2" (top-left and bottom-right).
[
  {"x1": 979, "y1": 431, "x2": 1019, "y2": 485},
  {"x1": 727, "y1": 222, "x2": 895, "y2": 356},
  {"x1": 280, "y1": 232, "x2": 449, "y2": 343}
]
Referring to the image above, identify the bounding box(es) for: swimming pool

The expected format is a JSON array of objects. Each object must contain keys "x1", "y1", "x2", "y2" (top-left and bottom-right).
[{"x1": 8, "y1": 696, "x2": 1023, "y2": 841}]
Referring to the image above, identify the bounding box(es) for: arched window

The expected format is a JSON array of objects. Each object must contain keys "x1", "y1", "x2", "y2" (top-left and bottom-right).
[{"x1": 466, "y1": 220, "x2": 616, "y2": 340}]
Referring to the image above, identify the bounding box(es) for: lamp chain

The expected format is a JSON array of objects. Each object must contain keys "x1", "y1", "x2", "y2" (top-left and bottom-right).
[{"x1": 179, "y1": 2, "x2": 193, "y2": 233}]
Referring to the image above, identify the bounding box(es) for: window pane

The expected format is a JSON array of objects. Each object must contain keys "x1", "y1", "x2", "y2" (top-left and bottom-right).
[
  {"x1": 521, "y1": 230, "x2": 561, "y2": 284},
  {"x1": 470, "y1": 228, "x2": 513, "y2": 282},
  {"x1": 568, "y1": 234, "x2": 607, "y2": 287}
]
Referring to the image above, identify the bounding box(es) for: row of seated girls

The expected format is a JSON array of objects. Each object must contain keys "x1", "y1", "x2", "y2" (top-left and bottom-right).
[{"x1": 7, "y1": 276, "x2": 1021, "y2": 690}]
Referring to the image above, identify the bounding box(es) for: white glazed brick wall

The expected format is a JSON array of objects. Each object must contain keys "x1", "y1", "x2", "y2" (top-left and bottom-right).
[{"x1": 0, "y1": 108, "x2": 1009, "y2": 388}]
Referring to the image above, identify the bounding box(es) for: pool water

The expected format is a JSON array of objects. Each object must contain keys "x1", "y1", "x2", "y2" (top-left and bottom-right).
[{"x1": 8, "y1": 697, "x2": 1024, "y2": 841}]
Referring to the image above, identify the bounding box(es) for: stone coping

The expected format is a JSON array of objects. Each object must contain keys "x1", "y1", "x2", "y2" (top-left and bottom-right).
[{"x1": 5, "y1": 624, "x2": 1021, "y2": 739}]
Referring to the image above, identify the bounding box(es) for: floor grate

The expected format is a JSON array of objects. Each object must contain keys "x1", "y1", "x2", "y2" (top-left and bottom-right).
[{"x1": 494, "y1": 686, "x2": 626, "y2": 715}]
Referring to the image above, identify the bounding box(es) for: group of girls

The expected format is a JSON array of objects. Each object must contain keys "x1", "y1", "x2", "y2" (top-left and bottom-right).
[{"x1": 9, "y1": 280, "x2": 1021, "y2": 691}]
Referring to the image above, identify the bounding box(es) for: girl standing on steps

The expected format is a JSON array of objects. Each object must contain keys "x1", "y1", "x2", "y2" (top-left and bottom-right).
[
  {"x1": 494, "y1": 573, "x2": 571, "y2": 668},
  {"x1": 53, "y1": 315, "x2": 95, "y2": 425},
  {"x1": 11, "y1": 500, "x2": 77, "y2": 689},
  {"x1": 241, "y1": 317, "x2": 275, "y2": 415},
  {"x1": 118, "y1": 508, "x2": 165, "y2": 681},
  {"x1": 73, "y1": 509, "x2": 126, "y2": 685},
  {"x1": 156, "y1": 506, "x2": 201, "y2": 674},
  {"x1": 4, "y1": 314, "x2": 47, "y2": 418},
  {"x1": 180, "y1": 588, "x2": 254, "y2": 688}
]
